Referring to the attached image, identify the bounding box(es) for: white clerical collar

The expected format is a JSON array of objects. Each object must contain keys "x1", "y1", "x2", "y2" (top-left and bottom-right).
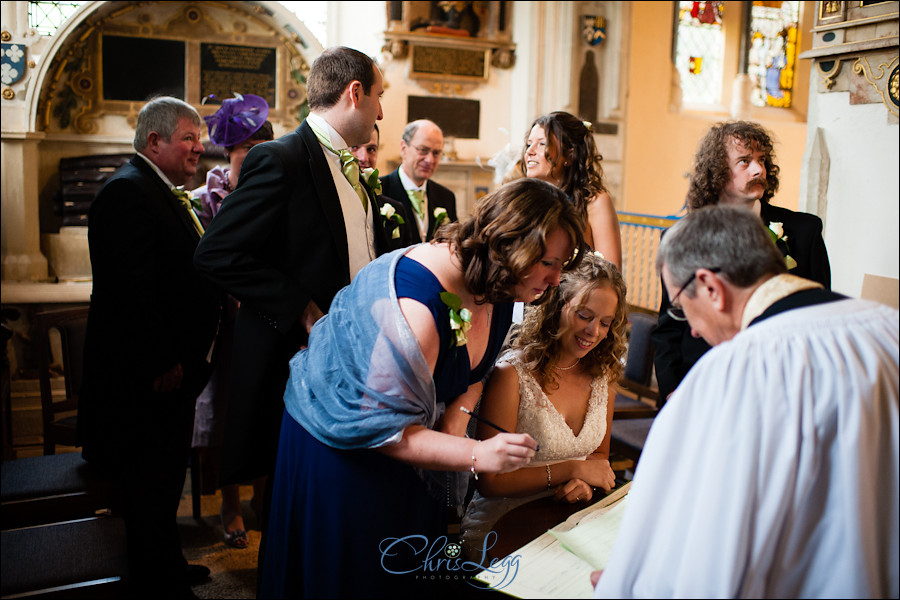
[
  {"x1": 136, "y1": 152, "x2": 178, "y2": 190},
  {"x1": 740, "y1": 273, "x2": 823, "y2": 331},
  {"x1": 307, "y1": 112, "x2": 350, "y2": 152},
  {"x1": 398, "y1": 165, "x2": 426, "y2": 194}
]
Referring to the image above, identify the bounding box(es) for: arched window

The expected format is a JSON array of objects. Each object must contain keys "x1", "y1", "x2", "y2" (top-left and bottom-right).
[
  {"x1": 28, "y1": 1, "x2": 83, "y2": 36},
  {"x1": 747, "y1": 1, "x2": 800, "y2": 108},
  {"x1": 673, "y1": 1, "x2": 726, "y2": 106},
  {"x1": 672, "y1": 1, "x2": 802, "y2": 111}
]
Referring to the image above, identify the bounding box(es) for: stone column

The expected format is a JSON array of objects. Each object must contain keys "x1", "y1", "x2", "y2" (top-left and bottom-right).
[{"x1": 1, "y1": 132, "x2": 48, "y2": 281}]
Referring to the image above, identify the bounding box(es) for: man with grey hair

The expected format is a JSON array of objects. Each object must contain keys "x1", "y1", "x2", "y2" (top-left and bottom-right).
[
  {"x1": 593, "y1": 206, "x2": 898, "y2": 599},
  {"x1": 380, "y1": 118, "x2": 457, "y2": 245},
  {"x1": 79, "y1": 95, "x2": 223, "y2": 597}
]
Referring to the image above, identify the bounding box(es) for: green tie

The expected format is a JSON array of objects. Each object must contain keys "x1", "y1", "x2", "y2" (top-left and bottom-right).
[
  {"x1": 172, "y1": 188, "x2": 205, "y2": 236},
  {"x1": 307, "y1": 119, "x2": 368, "y2": 212},
  {"x1": 406, "y1": 189, "x2": 426, "y2": 220}
]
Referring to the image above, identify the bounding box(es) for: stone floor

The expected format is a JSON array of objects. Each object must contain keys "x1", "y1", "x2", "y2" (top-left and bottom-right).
[{"x1": 177, "y1": 480, "x2": 259, "y2": 599}]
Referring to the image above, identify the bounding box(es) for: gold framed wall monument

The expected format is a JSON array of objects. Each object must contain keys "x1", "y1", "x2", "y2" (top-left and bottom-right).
[
  {"x1": 36, "y1": 1, "x2": 312, "y2": 135},
  {"x1": 409, "y1": 44, "x2": 490, "y2": 82}
]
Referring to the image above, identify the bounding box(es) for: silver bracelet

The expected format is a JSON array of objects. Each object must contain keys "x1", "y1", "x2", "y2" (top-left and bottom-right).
[
  {"x1": 471, "y1": 441, "x2": 479, "y2": 481},
  {"x1": 546, "y1": 464, "x2": 552, "y2": 489}
]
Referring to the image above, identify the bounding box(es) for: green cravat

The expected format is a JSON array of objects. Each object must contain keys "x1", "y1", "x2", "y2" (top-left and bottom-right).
[
  {"x1": 406, "y1": 188, "x2": 426, "y2": 220},
  {"x1": 307, "y1": 119, "x2": 368, "y2": 212},
  {"x1": 172, "y1": 188, "x2": 204, "y2": 236}
]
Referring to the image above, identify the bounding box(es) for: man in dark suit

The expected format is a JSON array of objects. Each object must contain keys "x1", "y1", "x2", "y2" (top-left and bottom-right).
[
  {"x1": 380, "y1": 119, "x2": 457, "y2": 245},
  {"x1": 652, "y1": 120, "x2": 831, "y2": 401},
  {"x1": 192, "y1": 47, "x2": 387, "y2": 519},
  {"x1": 351, "y1": 123, "x2": 415, "y2": 252},
  {"x1": 78, "y1": 96, "x2": 223, "y2": 598}
]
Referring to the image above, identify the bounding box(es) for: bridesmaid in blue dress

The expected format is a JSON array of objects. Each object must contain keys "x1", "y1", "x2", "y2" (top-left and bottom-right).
[{"x1": 260, "y1": 178, "x2": 586, "y2": 598}]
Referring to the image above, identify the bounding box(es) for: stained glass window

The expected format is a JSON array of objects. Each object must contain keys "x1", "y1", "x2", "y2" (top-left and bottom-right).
[
  {"x1": 747, "y1": 1, "x2": 800, "y2": 108},
  {"x1": 675, "y1": 1, "x2": 725, "y2": 105},
  {"x1": 28, "y1": 1, "x2": 85, "y2": 37}
]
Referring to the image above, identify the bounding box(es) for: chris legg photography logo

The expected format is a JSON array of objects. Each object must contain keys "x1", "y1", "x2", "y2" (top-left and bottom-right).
[{"x1": 378, "y1": 532, "x2": 520, "y2": 590}]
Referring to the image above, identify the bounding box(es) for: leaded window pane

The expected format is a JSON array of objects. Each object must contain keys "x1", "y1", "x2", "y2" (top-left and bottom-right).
[
  {"x1": 675, "y1": 1, "x2": 725, "y2": 105},
  {"x1": 748, "y1": 1, "x2": 801, "y2": 108},
  {"x1": 28, "y1": 1, "x2": 84, "y2": 37}
]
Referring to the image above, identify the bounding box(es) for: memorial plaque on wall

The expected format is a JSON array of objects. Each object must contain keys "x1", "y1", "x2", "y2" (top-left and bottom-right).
[
  {"x1": 410, "y1": 46, "x2": 488, "y2": 81},
  {"x1": 102, "y1": 36, "x2": 185, "y2": 101},
  {"x1": 408, "y1": 96, "x2": 480, "y2": 139},
  {"x1": 201, "y1": 43, "x2": 276, "y2": 106}
]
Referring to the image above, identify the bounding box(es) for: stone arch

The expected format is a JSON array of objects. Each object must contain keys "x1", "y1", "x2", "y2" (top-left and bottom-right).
[{"x1": 23, "y1": 0, "x2": 324, "y2": 134}]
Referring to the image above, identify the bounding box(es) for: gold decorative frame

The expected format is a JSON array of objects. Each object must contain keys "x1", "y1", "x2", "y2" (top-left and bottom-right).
[
  {"x1": 817, "y1": 1, "x2": 847, "y2": 25},
  {"x1": 816, "y1": 58, "x2": 843, "y2": 89},
  {"x1": 853, "y1": 55, "x2": 900, "y2": 116},
  {"x1": 36, "y1": 1, "x2": 311, "y2": 134}
]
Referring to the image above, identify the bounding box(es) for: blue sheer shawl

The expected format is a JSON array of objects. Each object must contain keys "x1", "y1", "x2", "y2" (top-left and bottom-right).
[{"x1": 284, "y1": 247, "x2": 469, "y2": 503}]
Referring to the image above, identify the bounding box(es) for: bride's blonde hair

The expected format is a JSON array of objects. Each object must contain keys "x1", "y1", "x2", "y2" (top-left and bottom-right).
[{"x1": 514, "y1": 252, "x2": 627, "y2": 390}]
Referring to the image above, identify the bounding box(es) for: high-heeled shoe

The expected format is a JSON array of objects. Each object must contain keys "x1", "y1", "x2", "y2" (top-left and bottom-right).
[{"x1": 223, "y1": 529, "x2": 248, "y2": 549}]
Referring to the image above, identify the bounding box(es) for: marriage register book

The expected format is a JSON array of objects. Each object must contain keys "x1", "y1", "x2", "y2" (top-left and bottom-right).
[{"x1": 475, "y1": 482, "x2": 630, "y2": 599}]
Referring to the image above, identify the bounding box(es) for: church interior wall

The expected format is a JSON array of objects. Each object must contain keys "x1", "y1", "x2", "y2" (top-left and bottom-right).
[{"x1": 2, "y1": 0, "x2": 898, "y2": 303}]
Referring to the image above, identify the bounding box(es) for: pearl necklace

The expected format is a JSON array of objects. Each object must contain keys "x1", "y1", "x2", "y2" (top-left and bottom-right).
[{"x1": 555, "y1": 358, "x2": 580, "y2": 371}]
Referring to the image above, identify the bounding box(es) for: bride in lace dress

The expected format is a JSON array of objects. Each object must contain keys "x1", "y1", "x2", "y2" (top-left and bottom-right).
[{"x1": 461, "y1": 252, "x2": 627, "y2": 557}]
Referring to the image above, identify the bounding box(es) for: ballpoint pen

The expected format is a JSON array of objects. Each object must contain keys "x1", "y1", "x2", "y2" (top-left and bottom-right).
[{"x1": 460, "y1": 406, "x2": 539, "y2": 452}]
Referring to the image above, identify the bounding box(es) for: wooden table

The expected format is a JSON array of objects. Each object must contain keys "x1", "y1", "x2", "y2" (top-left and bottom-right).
[{"x1": 487, "y1": 488, "x2": 617, "y2": 560}]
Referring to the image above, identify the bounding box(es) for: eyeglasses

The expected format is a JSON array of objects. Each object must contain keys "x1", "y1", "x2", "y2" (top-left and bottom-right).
[
  {"x1": 412, "y1": 145, "x2": 442, "y2": 160},
  {"x1": 666, "y1": 267, "x2": 721, "y2": 321}
]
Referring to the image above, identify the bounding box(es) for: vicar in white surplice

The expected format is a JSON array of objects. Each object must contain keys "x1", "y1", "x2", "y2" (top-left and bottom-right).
[{"x1": 593, "y1": 206, "x2": 899, "y2": 599}]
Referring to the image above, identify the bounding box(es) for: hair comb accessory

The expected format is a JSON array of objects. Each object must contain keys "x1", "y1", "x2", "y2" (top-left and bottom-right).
[
  {"x1": 204, "y1": 92, "x2": 270, "y2": 147},
  {"x1": 583, "y1": 120, "x2": 592, "y2": 131}
]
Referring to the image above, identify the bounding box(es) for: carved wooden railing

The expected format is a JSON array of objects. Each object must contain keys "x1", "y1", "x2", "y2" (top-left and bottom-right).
[{"x1": 617, "y1": 212, "x2": 680, "y2": 313}]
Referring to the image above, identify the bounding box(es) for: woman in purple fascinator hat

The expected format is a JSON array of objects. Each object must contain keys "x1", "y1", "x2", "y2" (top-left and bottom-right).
[
  {"x1": 194, "y1": 93, "x2": 274, "y2": 228},
  {"x1": 190, "y1": 93, "x2": 274, "y2": 550}
]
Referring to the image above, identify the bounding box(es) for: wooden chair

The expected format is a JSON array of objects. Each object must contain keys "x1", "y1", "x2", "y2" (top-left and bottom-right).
[
  {"x1": 611, "y1": 311, "x2": 662, "y2": 464},
  {"x1": 612, "y1": 311, "x2": 660, "y2": 419},
  {"x1": 35, "y1": 307, "x2": 89, "y2": 456}
]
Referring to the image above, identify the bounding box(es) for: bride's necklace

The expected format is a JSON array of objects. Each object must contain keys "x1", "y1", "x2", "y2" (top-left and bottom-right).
[{"x1": 555, "y1": 358, "x2": 580, "y2": 371}]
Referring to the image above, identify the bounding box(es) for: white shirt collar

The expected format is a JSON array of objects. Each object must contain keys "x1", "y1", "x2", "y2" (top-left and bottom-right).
[
  {"x1": 398, "y1": 165, "x2": 426, "y2": 194},
  {"x1": 136, "y1": 152, "x2": 178, "y2": 190},
  {"x1": 307, "y1": 112, "x2": 350, "y2": 152}
]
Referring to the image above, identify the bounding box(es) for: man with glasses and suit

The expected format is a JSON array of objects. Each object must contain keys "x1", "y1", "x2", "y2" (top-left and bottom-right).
[{"x1": 380, "y1": 119, "x2": 457, "y2": 245}]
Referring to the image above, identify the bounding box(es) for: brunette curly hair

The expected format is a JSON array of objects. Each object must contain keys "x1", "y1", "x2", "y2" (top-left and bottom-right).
[
  {"x1": 519, "y1": 112, "x2": 608, "y2": 218},
  {"x1": 512, "y1": 251, "x2": 627, "y2": 390},
  {"x1": 433, "y1": 178, "x2": 586, "y2": 305},
  {"x1": 685, "y1": 120, "x2": 780, "y2": 211}
]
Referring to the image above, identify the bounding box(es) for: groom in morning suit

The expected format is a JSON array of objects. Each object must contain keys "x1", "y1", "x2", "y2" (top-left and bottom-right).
[
  {"x1": 78, "y1": 96, "x2": 223, "y2": 597},
  {"x1": 380, "y1": 119, "x2": 458, "y2": 245},
  {"x1": 193, "y1": 47, "x2": 387, "y2": 508}
]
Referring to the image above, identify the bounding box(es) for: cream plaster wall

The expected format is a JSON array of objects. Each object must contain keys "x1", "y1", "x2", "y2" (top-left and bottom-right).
[{"x1": 808, "y1": 90, "x2": 900, "y2": 297}]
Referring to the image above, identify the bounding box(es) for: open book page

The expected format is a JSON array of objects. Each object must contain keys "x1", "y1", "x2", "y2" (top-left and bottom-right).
[
  {"x1": 475, "y1": 482, "x2": 630, "y2": 599},
  {"x1": 550, "y1": 495, "x2": 629, "y2": 570},
  {"x1": 474, "y1": 531, "x2": 596, "y2": 598}
]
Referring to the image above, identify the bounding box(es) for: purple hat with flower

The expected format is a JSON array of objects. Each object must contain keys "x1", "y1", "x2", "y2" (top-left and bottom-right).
[{"x1": 204, "y1": 93, "x2": 270, "y2": 148}]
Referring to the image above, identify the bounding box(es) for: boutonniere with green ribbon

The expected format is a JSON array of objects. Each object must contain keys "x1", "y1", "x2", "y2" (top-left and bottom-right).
[
  {"x1": 440, "y1": 291, "x2": 472, "y2": 348},
  {"x1": 172, "y1": 187, "x2": 203, "y2": 215},
  {"x1": 379, "y1": 203, "x2": 406, "y2": 239},
  {"x1": 362, "y1": 167, "x2": 382, "y2": 196},
  {"x1": 768, "y1": 221, "x2": 798, "y2": 270},
  {"x1": 433, "y1": 207, "x2": 449, "y2": 236}
]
